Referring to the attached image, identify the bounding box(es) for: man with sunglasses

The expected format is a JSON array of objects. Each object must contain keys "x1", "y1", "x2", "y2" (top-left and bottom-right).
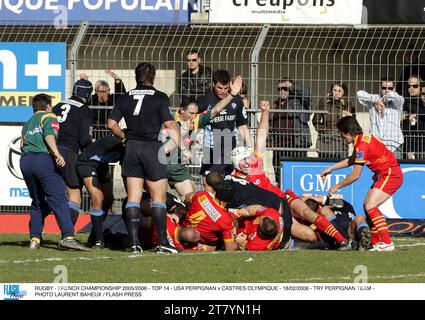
[
  {"x1": 357, "y1": 77, "x2": 404, "y2": 159},
  {"x1": 178, "y1": 49, "x2": 212, "y2": 101},
  {"x1": 403, "y1": 75, "x2": 424, "y2": 159},
  {"x1": 269, "y1": 79, "x2": 312, "y2": 185}
]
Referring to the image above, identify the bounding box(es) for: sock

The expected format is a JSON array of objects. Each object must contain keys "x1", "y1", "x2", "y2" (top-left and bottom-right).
[
  {"x1": 31, "y1": 237, "x2": 41, "y2": 244},
  {"x1": 366, "y1": 215, "x2": 381, "y2": 245},
  {"x1": 90, "y1": 210, "x2": 104, "y2": 242},
  {"x1": 151, "y1": 202, "x2": 168, "y2": 247},
  {"x1": 68, "y1": 202, "x2": 80, "y2": 226},
  {"x1": 367, "y1": 208, "x2": 392, "y2": 244},
  {"x1": 355, "y1": 222, "x2": 370, "y2": 240},
  {"x1": 314, "y1": 214, "x2": 346, "y2": 243},
  {"x1": 124, "y1": 203, "x2": 141, "y2": 247},
  {"x1": 371, "y1": 227, "x2": 380, "y2": 245}
]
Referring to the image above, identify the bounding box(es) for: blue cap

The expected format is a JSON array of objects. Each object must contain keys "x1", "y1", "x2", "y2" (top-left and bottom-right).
[{"x1": 73, "y1": 79, "x2": 93, "y2": 100}]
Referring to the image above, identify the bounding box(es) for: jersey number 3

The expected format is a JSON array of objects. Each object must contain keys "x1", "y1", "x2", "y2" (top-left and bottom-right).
[
  {"x1": 57, "y1": 104, "x2": 71, "y2": 123},
  {"x1": 133, "y1": 95, "x2": 145, "y2": 116}
]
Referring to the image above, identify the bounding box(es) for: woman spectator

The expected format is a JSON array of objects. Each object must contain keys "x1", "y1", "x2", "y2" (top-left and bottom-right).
[{"x1": 313, "y1": 81, "x2": 354, "y2": 159}]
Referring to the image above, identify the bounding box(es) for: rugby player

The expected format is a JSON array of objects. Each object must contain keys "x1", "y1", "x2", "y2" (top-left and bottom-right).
[
  {"x1": 320, "y1": 116, "x2": 403, "y2": 251},
  {"x1": 230, "y1": 101, "x2": 350, "y2": 250},
  {"x1": 53, "y1": 79, "x2": 94, "y2": 226}
]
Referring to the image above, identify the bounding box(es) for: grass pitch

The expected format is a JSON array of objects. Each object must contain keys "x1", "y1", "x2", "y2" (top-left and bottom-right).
[{"x1": 0, "y1": 234, "x2": 424, "y2": 283}]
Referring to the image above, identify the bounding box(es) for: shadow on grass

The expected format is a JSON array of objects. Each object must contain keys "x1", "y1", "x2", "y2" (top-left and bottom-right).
[{"x1": 0, "y1": 239, "x2": 65, "y2": 251}]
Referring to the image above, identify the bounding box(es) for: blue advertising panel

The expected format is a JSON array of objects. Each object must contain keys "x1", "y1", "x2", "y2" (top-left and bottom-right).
[
  {"x1": 282, "y1": 161, "x2": 425, "y2": 219},
  {"x1": 0, "y1": 42, "x2": 65, "y2": 123},
  {"x1": 0, "y1": 0, "x2": 189, "y2": 24}
]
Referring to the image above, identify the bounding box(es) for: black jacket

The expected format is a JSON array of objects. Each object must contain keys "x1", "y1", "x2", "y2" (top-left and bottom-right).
[{"x1": 178, "y1": 65, "x2": 212, "y2": 101}]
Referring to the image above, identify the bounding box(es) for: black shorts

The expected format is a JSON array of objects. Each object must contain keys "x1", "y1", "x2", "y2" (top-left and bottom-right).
[
  {"x1": 58, "y1": 147, "x2": 80, "y2": 188},
  {"x1": 76, "y1": 160, "x2": 112, "y2": 183},
  {"x1": 278, "y1": 199, "x2": 293, "y2": 249},
  {"x1": 121, "y1": 140, "x2": 168, "y2": 181}
]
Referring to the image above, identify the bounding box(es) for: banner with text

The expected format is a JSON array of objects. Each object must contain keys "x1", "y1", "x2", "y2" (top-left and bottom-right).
[
  {"x1": 282, "y1": 161, "x2": 425, "y2": 219},
  {"x1": 0, "y1": 42, "x2": 65, "y2": 123},
  {"x1": 0, "y1": 0, "x2": 190, "y2": 24},
  {"x1": 209, "y1": 0, "x2": 364, "y2": 25},
  {"x1": 0, "y1": 125, "x2": 30, "y2": 206}
]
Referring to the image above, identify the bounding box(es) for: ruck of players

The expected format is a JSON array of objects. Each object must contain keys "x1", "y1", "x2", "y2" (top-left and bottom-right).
[{"x1": 20, "y1": 61, "x2": 403, "y2": 254}]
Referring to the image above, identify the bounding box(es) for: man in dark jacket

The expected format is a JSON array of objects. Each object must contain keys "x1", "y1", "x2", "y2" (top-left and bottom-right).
[{"x1": 178, "y1": 49, "x2": 212, "y2": 101}]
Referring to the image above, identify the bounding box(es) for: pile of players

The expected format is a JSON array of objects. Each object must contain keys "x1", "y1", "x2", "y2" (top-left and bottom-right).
[{"x1": 22, "y1": 62, "x2": 401, "y2": 253}]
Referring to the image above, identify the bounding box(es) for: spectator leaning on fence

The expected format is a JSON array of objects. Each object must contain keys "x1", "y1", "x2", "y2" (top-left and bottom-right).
[
  {"x1": 397, "y1": 46, "x2": 425, "y2": 96},
  {"x1": 20, "y1": 94, "x2": 89, "y2": 252},
  {"x1": 314, "y1": 81, "x2": 353, "y2": 159},
  {"x1": 85, "y1": 70, "x2": 127, "y2": 135},
  {"x1": 357, "y1": 77, "x2": 404, "y2": 159},
  {"x1": 178, "y1": 49, "x2": 212, "y2": 102},
  {"x1": 268, "y1": 78, "x2": 312, "y2": 185},
  {"x1": 402, "y1": 75, "x2": 423, "y2": 159}
]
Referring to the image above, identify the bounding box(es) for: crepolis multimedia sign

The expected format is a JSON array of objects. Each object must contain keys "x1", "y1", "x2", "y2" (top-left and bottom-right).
[{"x1": 209, "y1": 0, "x2": 364, "y2": 24}]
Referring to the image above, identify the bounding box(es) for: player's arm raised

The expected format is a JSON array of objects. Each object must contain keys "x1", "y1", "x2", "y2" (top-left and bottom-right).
[
  {"x1": 209, "y1": 75, "x2": 243, "y2": 119},
  {"x1": 256, "y1": 100, "x2": 270, "y2": 156}
]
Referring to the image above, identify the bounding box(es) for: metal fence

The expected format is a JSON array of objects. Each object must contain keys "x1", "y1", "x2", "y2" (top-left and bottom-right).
[{"x1": 1, "y1": 21, "x2": 425, "y2": 213}]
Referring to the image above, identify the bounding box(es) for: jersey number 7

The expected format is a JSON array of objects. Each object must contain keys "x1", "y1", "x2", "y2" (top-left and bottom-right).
[{"x1": 133, "y1": 95, "x2": 145, "y2": 116}]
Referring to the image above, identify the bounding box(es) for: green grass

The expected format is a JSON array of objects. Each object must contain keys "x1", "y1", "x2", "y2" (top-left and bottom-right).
[{"x1": 1, "y1": 234, "x2": 424, "y2": 283}]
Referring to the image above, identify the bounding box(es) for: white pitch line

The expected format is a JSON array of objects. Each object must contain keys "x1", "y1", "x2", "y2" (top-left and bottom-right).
[
  {"x1": 398, "y1": 243, "x2": 425, "y2": 248},
  {"x1": 1, "y1": 240, "x2": 425, "y2": 265},
  {"x1": 285, "y1": 273, "x2": 425, "y2": 282}
]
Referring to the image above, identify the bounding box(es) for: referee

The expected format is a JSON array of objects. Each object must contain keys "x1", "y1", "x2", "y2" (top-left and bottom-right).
[
  {"x1": 108, "y1": 62, "x2": 189, "y2": 254},
  {"x1": 20, "y1": 94, "x2": 88, "y2": 251}
]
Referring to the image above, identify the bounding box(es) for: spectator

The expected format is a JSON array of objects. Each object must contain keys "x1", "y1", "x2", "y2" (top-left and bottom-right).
[
  {"x1": 314, "y1": 81, "x2": 353, "y2": 159},
  {"x1": 53, "y1": 79, "x2": 94, "y2": 227},
  {"x1": 403, "y1": 75, "x2": 423, "y2": 159},
  {"x1": 357, "y1": 77, "x2": 404, "y2": 159},
  {"x1": 107, "y1": 62, "x2": 189, "y2": 254},
  {"x1": 418, "y1": 85, "x2": 425, "y2": 159},
  {"x1": 20, "y1": 94, "x2": 88, "y2": 251},
  {"x1": 268, "y1": 78, "x2": 312, "y2": 184},
  {"x1": 397, "y1": 46, "x2": 425, "y2": 95},
  {"x1": 86, "y1": 70, "x2": 127, "y2": 137},
  {"x1": 197, "y1": 70, "x2": 252, "y2": 176},
  {"x1": 178, "y1": 49, "x2": 212, "y2": 101}
]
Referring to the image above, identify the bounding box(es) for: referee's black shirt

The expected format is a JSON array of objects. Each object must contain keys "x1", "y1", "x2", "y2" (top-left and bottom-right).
[{"x1": 109, "y1": 85, "x2": 173, "y2": 141}]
